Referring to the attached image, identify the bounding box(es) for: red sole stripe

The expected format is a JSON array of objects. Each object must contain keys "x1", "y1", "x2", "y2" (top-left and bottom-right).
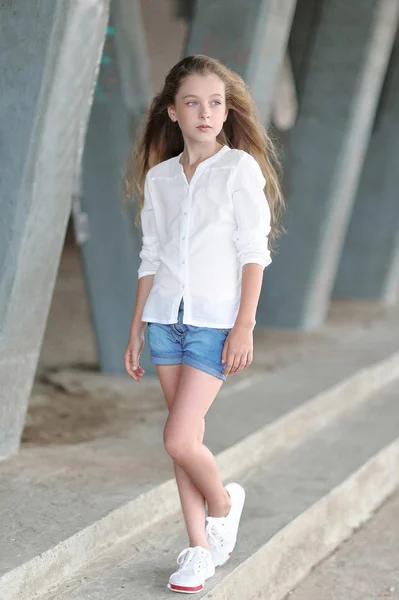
[{"x1": 169, "y1": 583, "x2": 204, "y2": 592}]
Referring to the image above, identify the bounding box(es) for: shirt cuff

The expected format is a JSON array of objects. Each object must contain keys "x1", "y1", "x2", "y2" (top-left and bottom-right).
[
  {"x1": 240, "y1": 252, "x2": 272, "y2": 269},
  {"x1": 138, "y1": 270, "x2": 157, "y2": 279}
]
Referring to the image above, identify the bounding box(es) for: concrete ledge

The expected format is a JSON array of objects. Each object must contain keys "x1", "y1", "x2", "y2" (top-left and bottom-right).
[
  {"x1": 206, "y1": 437, "x2": 399, "y2": 600},
  {"x1": 219, "y1": 349, "x2": 399, "y2": 478},
  {"x1": 2, "y1": 350, "x2": 399, "y2": 600}
]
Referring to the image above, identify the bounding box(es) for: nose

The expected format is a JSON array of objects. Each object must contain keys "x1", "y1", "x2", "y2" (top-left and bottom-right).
[{"x1": 199, "y1": 104, "x2": 210, "y2": 120}]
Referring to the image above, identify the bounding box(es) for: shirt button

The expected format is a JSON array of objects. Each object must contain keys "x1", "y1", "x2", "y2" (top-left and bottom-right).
[
  {"x1": 182, "y1": 236, "x2": 185, "y2": 240},
  {"x1": 184, "y1": 212, "x2": 188, "y2": 216},
  {"x1": 182, "y1": 260, "x2": 185, "y2": 264}
]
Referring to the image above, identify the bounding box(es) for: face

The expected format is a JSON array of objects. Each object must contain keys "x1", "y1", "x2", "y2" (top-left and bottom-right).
[{"x1": 168, "y1": 73, "x2": 228, "y2": 142}]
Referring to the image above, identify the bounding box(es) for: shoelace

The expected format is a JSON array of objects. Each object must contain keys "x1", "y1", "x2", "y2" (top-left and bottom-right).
[
  {"x1": 176, "y1": 547, "x2": 206, "y2": 573},
  {"x1": 206, "y1": 518, "x2": 233, "y2": 549}
]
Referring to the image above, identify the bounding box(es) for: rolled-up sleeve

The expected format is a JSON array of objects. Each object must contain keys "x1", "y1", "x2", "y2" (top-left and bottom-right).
[
  {"x1": 137, "y1": 174, "x2": 161, "y2": 279},
  {"x1": 232, "y1": 152, "x2": 272, "y2": 270}
]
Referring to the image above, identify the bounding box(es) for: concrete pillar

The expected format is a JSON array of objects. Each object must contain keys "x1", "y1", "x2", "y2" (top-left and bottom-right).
[
  {"x1": 288, "y1": 0, "x2": 323, "y2": 100},
  {"x1": 0, "y1": 0, "x2": 109, "y2": 459},
  {"x1": 334, "y1": 36, "x2": 399, "y2": 304},
  {"x1": 77, "y1": 0, "x2": 152, "y2": 373},
  {"x1": 271, "y1": 54, "x2": 298, "y2": 132},
  {"x1": 259, "y1": 0, "x2": 399, "y2": 329},
  {"x1": 185, "y1": 0, "x2": 297, "y2": 124}
]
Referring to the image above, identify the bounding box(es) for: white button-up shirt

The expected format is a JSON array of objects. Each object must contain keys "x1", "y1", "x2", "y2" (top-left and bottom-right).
[{"x1": 138, "y1": 145, "x2": 271, "y2": 328}]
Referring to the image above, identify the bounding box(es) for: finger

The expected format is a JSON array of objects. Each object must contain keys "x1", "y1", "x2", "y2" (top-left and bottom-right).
[
  {"x1": 124, "y1": 352, "x2": 134, "y2": 377},
  {"x1": 235, "y1": 353, "x2": 248, "y2": 372},
  {"x1": 131, "y1": 361, "x2": 143, "y2": 381},
  {"x1": 245, "y1": 351, "x2": 253, "y2": 368},
  {"x1": 231, "y1": 354, "x2": 243, "y2": 373},
  {"x1": 129, "y1": 367, "x2": 139, "y2": 381},
  {"x1": 221, "y1": 340, "x2": 228, "y2": 364},
  {"x1": 124, "y1": 351, "x2": 141, "y2": 381},
  {"x1": 223, "y1": 353, "x2": 236, "y2": 375},
  {"x1": 134, "y1": 360, "x2": 145, "y2": 375},
  {"x1": 131, "y1": 352, "x2": 139, "y2": 371}
]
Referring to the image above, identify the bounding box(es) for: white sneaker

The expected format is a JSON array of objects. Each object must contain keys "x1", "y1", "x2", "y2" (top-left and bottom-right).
[
  {"x1": 205, "y1": 482, "x2": 245, "y2": 567},
  {"x1": 167, "y1": 546, "x2": 215, "y2": 594}
]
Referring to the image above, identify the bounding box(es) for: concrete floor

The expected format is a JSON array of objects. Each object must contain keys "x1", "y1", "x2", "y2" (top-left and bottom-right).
[
  {"x1": 37, "y1": 380, "x2": 399, "y2": 600},
  {"x1": 285, "y1": 490, "x2": 399, "y2": 600}
]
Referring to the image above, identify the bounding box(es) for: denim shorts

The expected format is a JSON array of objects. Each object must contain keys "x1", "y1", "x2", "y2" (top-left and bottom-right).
[{"x1": 147, "y1": 299, "x2": 232, "y2": 381}]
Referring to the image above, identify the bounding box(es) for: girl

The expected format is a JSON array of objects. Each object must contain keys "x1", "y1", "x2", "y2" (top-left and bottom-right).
[{"x1": 124, "y1": 54, "x2": 283, "y2": 594}]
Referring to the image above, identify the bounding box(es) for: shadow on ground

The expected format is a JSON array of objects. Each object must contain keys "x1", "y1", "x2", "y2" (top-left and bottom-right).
[{"x1": 24, "y1": 371, "x2": 164, "y2": 447}]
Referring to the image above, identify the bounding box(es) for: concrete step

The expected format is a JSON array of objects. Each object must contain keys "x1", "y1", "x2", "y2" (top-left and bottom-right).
[
  {"x1": 37, "y1": 378, "x2": 399, "y2": 600},
  {"x1": 1, "y1": 307, "x2": 399, "y2": 600},
  {"x1": 283, "y1": 489, "x2": 399, "y2": 600}
]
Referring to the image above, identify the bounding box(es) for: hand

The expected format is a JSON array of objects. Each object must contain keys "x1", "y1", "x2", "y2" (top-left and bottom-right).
[
  {"x1": 124, "y1": 332, "x2": 145, "y2": 382},
  {"x1": 221, "y1": 325, "x2": 253, "y2": 375}
]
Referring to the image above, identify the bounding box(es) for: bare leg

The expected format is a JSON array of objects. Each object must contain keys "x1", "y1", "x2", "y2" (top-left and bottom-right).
[
  {"x1": 163, "y1": 364, "x2": 231, "y2": 520},
  {"x1": 157, "y1": 364, "x2": 210, "y2": 549}
]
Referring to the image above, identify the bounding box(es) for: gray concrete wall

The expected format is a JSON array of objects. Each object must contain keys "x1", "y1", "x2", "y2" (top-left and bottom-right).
[
  {"x1": 259, "y1": 0, "x2": 399, "y2": 329},
  {"x1": 288, "y1": 0, "x2": 324, "y2": 102},
  {"x1": 0, "y1": 0, "x2": 109, "y2": 459},
  {"x1": 334, "y1": 35, "x2": 399, "y2": 303}
]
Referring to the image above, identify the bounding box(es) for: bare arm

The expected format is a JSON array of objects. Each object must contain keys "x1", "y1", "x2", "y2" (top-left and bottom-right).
[
  {"x1": 234, "y1": 263, "x2": 264, "y2": 330},
  {"x1": 222, "y1": 263, "x2": 264, "y2": 375},
  {"x1": 129, "y1": 274, "x2": 155, "y2": 337},
  {"x1": 125, "y1": 274, "x2": 155, "y2": 381}
]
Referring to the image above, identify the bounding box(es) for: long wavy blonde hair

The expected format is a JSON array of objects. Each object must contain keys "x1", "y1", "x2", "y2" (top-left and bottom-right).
[{"x1": 125, "y1": 54, "x2": 284, "y2": 248}]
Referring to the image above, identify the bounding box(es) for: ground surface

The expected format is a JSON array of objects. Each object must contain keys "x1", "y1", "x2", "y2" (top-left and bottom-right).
[{"x1": 284, "y1": 490, "x2": 399, "y2": 600}]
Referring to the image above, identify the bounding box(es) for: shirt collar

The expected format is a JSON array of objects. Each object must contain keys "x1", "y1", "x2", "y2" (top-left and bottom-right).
[{"x1": 175, "y1": 144, "x2": 230, "y2": 177}]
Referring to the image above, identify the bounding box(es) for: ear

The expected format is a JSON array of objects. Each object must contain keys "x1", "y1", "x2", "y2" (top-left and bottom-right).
[
  {"x1": 223, "y1": 109, "x2": 228, "y2": 122},
  {"x1": 167, "y1": 105, "x2": 177, "y2": 123}
]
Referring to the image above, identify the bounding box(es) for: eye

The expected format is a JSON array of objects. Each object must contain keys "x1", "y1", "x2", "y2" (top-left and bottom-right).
[
  {"x1": 186, "y1": 101, "x2": 197, "y2": 106},
  {"x1": 211, "y1": 100, "x2": 221, "y2": 105}
]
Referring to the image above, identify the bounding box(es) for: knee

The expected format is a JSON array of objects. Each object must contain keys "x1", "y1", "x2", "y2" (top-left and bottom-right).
[{"x1": 163, "y1": 426, "x2": 193, "y2": 462}]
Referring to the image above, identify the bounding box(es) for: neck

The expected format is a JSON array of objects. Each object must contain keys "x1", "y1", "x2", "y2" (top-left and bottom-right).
[{"x1": 180, "y1": 140, "x2": 223, "y2": 167}]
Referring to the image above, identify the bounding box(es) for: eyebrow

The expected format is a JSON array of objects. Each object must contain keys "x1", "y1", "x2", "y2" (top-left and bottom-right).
[{"x1": 182, "y1": 93, "x2": 224, "y2": 99}]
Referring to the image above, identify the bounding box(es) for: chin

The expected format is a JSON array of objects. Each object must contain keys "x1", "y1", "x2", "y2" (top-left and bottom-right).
[
  {"x1": 196, "y1": 130, "x2": 216, "y2": 138},
  {"x1": 190, "y1": 133, "x2": 216, "y2": 142}
]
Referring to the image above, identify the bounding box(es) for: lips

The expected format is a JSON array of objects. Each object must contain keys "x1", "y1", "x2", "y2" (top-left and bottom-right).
[{"x1": 197, "y1": 125, "x2": 211, "y2": 130}]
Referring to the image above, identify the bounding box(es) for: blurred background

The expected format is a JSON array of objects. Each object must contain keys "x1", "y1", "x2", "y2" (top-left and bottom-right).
[
  {"x1": 1, "y1": 0, "x2": 399, "y2": 457},
  {"x1": 1, "y1": 3, "x2": 399, "y2": 599}
]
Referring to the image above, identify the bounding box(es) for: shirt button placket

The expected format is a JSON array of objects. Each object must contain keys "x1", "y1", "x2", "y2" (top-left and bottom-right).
[{"x1": 180, "y1": 192, "x2": 190, "y2": 294}]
